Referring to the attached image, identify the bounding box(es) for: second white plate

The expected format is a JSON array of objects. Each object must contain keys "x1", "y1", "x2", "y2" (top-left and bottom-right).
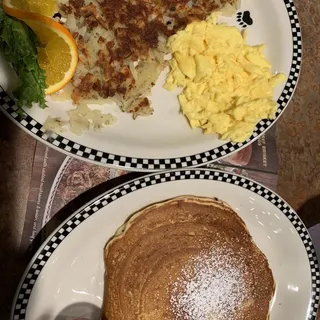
[
  {"x1": 0, "y1": 0, "x2": 302, "y2": 171},
  {"x1": 11, "y1": 169, "x2": 319, "y2": 320}
]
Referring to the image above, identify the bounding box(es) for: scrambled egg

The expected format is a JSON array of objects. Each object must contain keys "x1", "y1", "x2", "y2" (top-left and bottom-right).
[{"x1": 164, "y1": 13, "x2": 286, "y2": 143}]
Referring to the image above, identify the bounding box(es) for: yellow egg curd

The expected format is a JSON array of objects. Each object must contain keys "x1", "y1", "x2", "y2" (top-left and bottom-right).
[{"x1": 164, "y1": 13, "x2": 286, "y2": 143}]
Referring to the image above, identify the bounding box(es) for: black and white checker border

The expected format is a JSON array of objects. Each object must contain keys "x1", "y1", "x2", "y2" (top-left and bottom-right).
[
  {"x1": 12, "y1": 169, "x2": 319, "y2": 320},
  {"x1": 0, "y1": 1, "x2": 302, "y2": 171}
]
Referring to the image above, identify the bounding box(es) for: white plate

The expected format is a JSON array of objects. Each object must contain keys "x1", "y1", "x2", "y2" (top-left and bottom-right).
[
  {"x1": 0, "y1": 0, "x2": 302, "y2": 171},
  {"x1": 12, "y1": 169, "x2": 319, "y2": 320}
]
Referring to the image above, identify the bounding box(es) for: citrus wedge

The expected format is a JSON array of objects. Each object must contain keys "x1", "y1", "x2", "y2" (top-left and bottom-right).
[
  {"x1": 2, "y1": 6, "x2": 78, "y2": 95},
  {"x1": 24, "y1": 16, "x2": 78, "y2": 95},
  {"x1": 3, "y1": 0, "x2": 57, "y2": 17}
]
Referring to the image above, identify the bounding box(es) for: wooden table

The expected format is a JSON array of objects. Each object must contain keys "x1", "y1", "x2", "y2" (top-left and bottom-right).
[{"x1": 277, "y1": 0, "x2": 320, "y2": 229}]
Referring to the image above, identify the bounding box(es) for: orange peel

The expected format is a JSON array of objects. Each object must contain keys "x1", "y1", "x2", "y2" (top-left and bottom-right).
[{"x1": 3, "y1": 3, "x2": 78, "y2": 95}]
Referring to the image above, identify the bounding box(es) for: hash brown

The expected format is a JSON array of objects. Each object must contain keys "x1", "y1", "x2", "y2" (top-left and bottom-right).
[{"x1": 57, "y1": 0, "x2": 239, "y2": 118}]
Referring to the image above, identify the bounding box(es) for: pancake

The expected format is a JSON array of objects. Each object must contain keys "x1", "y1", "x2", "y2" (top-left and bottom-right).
[{"x1": 103, "y1": 196, "x2": 275, "y2": 320}]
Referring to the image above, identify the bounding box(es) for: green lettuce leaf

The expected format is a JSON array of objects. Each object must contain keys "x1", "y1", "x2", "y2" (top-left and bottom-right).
[{"x1": 0, "y1": 6, "x2": 47, "y2": 111}]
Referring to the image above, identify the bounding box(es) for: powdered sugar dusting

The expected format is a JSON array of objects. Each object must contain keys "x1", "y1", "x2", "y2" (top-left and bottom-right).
[{"x1": 170, "y1": 246, "x2": 248, "y2": 320}]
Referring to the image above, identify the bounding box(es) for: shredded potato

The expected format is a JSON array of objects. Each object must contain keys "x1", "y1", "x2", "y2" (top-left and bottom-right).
[
  {"x1": 44, "y1": 0, "x2": 240, "y2": 136},
  {"x1": 42, "y1": 104, "x2": 116, "y2": 136},
  {"x1": 42, "y1": 116, "x2": 67, "y2": 133}
]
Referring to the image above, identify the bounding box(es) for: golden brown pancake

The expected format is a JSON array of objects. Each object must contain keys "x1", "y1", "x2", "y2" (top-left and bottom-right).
[{"x1": 103, "y1": 196, "x2": 275, "y2": 320}]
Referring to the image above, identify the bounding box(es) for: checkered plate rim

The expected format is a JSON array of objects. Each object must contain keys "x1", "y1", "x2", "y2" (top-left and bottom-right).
[
  {"x1": 12, "y1": 169, "x2": 319, "y2": 320},
  {"x1": 0, "y1": 0, "x2": 302, "y2": 171}
]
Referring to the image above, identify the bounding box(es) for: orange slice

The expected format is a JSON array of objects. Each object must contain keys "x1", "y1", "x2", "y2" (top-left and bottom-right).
[
  {"x1": 2, "y1": 5, "x2": 78, "y2": 95},
  {"x1": 3, "y1": 0, "x2": 57, "y2": 17}
]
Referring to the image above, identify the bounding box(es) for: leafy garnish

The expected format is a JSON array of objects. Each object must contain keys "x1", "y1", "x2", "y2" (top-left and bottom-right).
[{"x1": 0, "y1": 6, "x2": 47, "y2": 111}]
